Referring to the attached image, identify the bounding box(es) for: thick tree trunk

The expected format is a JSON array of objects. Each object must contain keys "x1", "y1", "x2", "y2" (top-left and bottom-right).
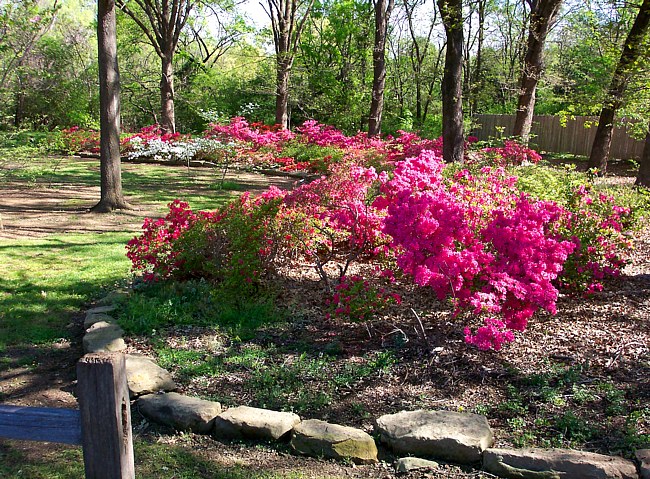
[
  {"x1": 588, "y1": 0, "x2": 650, "y2": 173},
  {"x1": 635, "y1": 129, "x2": 650, "y2": 188},
  {"x1": 438, "y1": 0, "x2": 464, "y2": 163},
  {"x1": 513, "y1": 0, "x2": 563, "y2": 143},
  {"x1": 368, "y1": 0, "x2": 394, "y2": 137},
  {"x1": 93, "y1": 0, "x2": 129, "y2": 213},
  {"x1": 160, "y1": 54, "x2": 176, "y2": 134},
  {"x1": 275, "y1": 59, "x2": 291, "y2": 128}
]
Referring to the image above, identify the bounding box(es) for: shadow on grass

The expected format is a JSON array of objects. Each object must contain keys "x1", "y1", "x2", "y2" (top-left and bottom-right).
[{"x1": 0, "y1": 439, "x2": 301, "y2": 479}]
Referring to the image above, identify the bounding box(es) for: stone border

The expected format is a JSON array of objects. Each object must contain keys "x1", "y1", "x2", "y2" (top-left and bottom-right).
[{"x1": 81, "y1": 294, "x2": 648, "y2": 478}]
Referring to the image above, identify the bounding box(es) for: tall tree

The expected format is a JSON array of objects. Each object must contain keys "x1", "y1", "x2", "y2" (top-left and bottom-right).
[
  {"x1": 401, "y1": 0, "x2": 439, "y2": 127},
  {"x1": 264, "y1": 0, "x2": 314, "y2": 129},
  {"x1": 635, "y1": 128, "x2": 650, "y2": 187},
  {"x1": 116, "y1": 0, "x2": 193, "y2": 133},
  {"x1": 93, "y1": 0, "x2": 129, "y2": 213},
  {"x1": 437, "y1": 0, "x2": 464, "y2": 162},
  {"x1": 368, "y1": 0, "x2": 394, "y2": 136},
  {"x1": 588, "y1": 0, "x2": 650, "y2": 173},
  {"x1": 512, "y1": 0, "x2": 563, "y2": 142}
]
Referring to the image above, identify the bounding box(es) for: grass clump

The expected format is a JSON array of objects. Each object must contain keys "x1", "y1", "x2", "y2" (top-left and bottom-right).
[{"x1": 118, "y1": 280, "x2": 282, "y2": 340}]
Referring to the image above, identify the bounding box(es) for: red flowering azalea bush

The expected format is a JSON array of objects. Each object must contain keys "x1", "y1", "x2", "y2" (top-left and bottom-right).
[
  {"x1": 326, "y1": 275, "x2": 401, "y2": 322},
  {"x1": 61, "y1": 126, "x2": 100, "y2": 153},
  {"x1": 479, "y1": 140, "x2": 543, "y2": 166},
  {"x1": 557, "y1": 185, "x2": 633, "y2": 295},
  {"x1": 121, "y1": 124, "x2": 185, "y2": 151}
]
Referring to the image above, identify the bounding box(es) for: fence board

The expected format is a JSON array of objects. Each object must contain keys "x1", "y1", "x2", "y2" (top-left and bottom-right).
[
  {"x1": 472, "y1": 114, "x2": 645, "y2": 159},
  {"x1": 0, "y1": 405, "x2": 82, "y2": 445}
]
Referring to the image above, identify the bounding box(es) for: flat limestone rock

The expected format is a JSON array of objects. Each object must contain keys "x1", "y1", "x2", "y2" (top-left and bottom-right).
[
  {"x1": 84, "y1": 312, "x2": 118, "y2": 329},
  {"x1": 138, "y1": 392, "x2": 221, "y2": 434},
  {"x1": 291, "y1": 419, "x2": 378, "y2": 464},
  {"x1": 213, "y1": 406, "x2": 300, "y2": 441},
  {"x1": 483, "y1": 448, "x2": 638, "y2": 479},
  {"x1": 82, "y1": 322, "x2": 125, "y2": 353},
  {"x1": 375, "y1": 410, "x2": 493, "y2": 464},
  {"x1": 125, "y1": 355, "x2": 177, "y2": 397},
  {"x1": 635, "y1": 450, "x2": 650, "y2": 479},
  {"x1": 396, "y1": 457, "x2": 439, "y2": 473}
]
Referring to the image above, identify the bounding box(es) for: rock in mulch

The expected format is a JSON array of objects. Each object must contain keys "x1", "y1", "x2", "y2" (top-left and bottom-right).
[
  {"x1": 84, "y1": 312, "x2": 118, "y2": 329},
  {"x1": 82, "y1": 321, "x2": 125, "y2": 353},
  {"x1": 375, "y1": 410, "x2": 493, "y2": 465},
  {"x1": 482, "y1": 448, "x2": 638, "y2": 479},
  {"x1": 395, "y1": 457, "x2": 439, "y2": 473},
  {"x1": 636, "y1": 449, "x2": 650, "y2": 479},
  {"x1": 291, "y1": 419, "x2": 378, "y2": 464},
  {"x1": 213, "y1": 406, "x2": 300, "y2": 441},
  {"x1": 137, "y1": 392, "x2": 222, "y2": 434},
  {"x1": 125, "y1": 355, "x2": 176, "y2": 397}
]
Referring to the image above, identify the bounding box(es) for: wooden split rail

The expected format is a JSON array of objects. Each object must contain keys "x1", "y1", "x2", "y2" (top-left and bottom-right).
[{"x1": 0, "y1": 352, "x2": 135, "y2": 479}]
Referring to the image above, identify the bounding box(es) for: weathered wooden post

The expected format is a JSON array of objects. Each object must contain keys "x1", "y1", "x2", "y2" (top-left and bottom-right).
[{"x1": 77, "y1": 352, "x2": 135, "y2": 479}]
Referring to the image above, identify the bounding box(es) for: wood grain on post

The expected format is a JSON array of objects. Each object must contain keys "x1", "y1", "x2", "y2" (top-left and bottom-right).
[{"x1": 77, "y1": 352, "x2": 134, "y2": 479}]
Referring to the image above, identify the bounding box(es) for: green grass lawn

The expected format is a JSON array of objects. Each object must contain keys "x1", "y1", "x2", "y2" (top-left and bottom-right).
[{"x1": 0, "y1": 233, "x2": 132, "y2": 349}]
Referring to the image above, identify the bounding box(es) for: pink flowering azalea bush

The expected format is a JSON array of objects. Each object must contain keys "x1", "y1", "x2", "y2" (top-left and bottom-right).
[
  {"x1": 379, "y1": 151, "x2": 575, "y2": 350},
  {"x1": 204, "y1": 117, "x2": 295, "y2": 150},
  {"x1": 126, "y1": 120, "x2": 637, "y2": 351}
]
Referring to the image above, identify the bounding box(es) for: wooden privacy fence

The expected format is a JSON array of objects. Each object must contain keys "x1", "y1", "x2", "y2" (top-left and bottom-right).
[
  {"x1": 0, "y1": 353, "x2": 135, "y2": 479},
  {"x1": 471, "y1": 114, "x2": 645, "y2": 160}
]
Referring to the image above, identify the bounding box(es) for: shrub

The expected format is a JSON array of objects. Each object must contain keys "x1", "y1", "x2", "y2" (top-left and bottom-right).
[
  {"x1": 381, "y1": 151, "x2": 575, "y2": 350},
  {"x1": 60, "y1": 126, "x2": 100, "y2": 153},
  {"x1": 326, "y1": 275, "x2": 400, "y2": 322}
]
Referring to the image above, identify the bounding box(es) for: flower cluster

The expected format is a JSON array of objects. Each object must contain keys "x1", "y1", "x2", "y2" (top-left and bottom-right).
[
  {"x1": 205, "y1": 117, "x2": 295, "y2": 150},
  {"x1": 122, "y1": 124, "x2": 185, "y2": 150},
  {"x1": 480, "y1": 140, "x2": 542, "y2": 166},
  {"x1": 126, "y1": 200, "x2": 218, "y2": 282},
  {"x1": 125, "y1": 137, "x2": 235, "y2": 164},
  {"x1": 557, "y1": 184, "x2": 632, "y2": 294},
  {"x1": 61, "y1": 126, "x2": 100, "y2": 153}
]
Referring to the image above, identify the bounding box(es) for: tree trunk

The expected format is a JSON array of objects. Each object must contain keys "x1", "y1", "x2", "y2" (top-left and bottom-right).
[
  {"x1": 635, "y1": 129, "x2": 650, "y2": 188},
  {"x1": 275, "y1": 58, "x2": 291, "y2": 128},
  {"x1": 470, "y1": 0, "x2": 485, "y2": 114},
  {"x1": 93, "y1": 0, "x2": 129, "y2": 213},
  {"x1": 14, "y1": 80, "x2": 25, "y2": 128},
  {"x1": 368, "y1": 0, "x2": 394, "y2": 137},
  {"x1": 588, "y1": 0, "x2": 650, "y2": 173},
  {"x1": 512, "y1": 0, "x2": 563, "y2": 143},
  {"x1": 160, "y1": 53, "x2": 176, "y2": 134},
  {"x1": 437, "y1": 0, "x2": 464, "y2": 163}
]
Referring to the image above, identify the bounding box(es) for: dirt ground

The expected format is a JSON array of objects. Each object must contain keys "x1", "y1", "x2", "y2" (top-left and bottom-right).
[
  {"x1": 0, "y1": 163, "x2": 648, "y2": 478},
  {"x1": 0, "y1": 168, "x2": 295, "y2": 240}
]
